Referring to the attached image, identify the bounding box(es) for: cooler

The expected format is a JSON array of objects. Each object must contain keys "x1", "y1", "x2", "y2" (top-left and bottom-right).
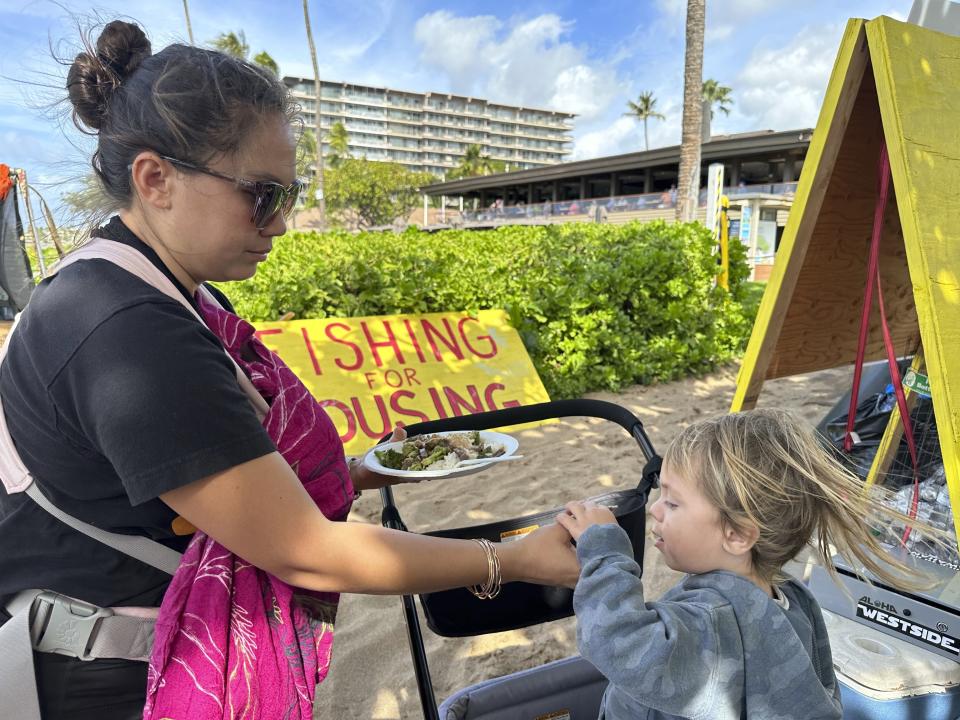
[{"x1": 823, "y1": 609, "x2": 960, "y2": 719}]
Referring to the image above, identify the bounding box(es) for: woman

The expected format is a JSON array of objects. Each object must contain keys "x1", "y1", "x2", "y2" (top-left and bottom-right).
[{"x1": 0, "y1": 20, "x2": 578, "y2": 720}]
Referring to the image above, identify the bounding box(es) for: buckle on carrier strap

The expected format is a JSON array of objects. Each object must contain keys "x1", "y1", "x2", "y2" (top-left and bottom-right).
[{"x1": 30, "y1": 591, "x2": 114, "y2": 661}]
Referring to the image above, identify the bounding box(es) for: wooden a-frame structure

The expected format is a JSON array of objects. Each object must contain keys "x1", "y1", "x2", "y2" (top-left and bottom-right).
[{"x1": 731, "y1": 16, "x2": 960, "y2": 537}]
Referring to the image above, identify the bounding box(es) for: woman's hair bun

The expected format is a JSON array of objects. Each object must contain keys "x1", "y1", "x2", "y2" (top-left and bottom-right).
[
  {"x1": 95, "y1": 20, "x2": 151, "y2": 80},
  {"x1": 67, "y1": 20, "x2": 152, "y2": 131}
]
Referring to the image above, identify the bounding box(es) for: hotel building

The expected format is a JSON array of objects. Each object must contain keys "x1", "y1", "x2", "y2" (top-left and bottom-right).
[{"x1": 283, "y1": 77, "x2": 575, "y2": 177}]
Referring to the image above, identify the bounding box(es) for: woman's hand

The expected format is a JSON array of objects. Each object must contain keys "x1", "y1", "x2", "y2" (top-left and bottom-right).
[
  {"x1": 350, "y1": 425, "x2": 413, "y2": 490},
  {"x1": 556, "y1": 500, "x2": 617, "y2": 542},
  {"x1": 499, "y1": 522, "x2": 580, "y2": 588}
]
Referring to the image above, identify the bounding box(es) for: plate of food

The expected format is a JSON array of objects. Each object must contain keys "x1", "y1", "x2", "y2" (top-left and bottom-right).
[{"x1": 363, "y1": 430, "x2": 520, "y2": 480}]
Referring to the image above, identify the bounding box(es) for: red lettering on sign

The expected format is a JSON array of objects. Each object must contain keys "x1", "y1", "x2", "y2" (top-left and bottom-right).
[
  {"x1": 254, "y1": 328, "x2": 283, "y2": 339},
  {"x1": 300, "y1": 327, "x2": 323, "y2": 375},
  {"x1": 422, "y1": 318, "x2": 465, "y2": 362},
  {"x1": 458, "y1": 317, "x2": 498, "y2": 359},
  {"x1": 389, "y1": 390, "x2": 430, "y2": 424},
  {"x1": 361, "y1": 320, "x2": 405, "y2": 368},
  {"x1": 319, "y1": 399, "x2": 356, "y2": 444},
  {"x1": 403, "y1": 368, "x2": 421, "y2": 386},
  {"x1": 325, "y1": 322, "x2": 363, "y2": 371},
  {"x1": 443, "y1": 385, "x2": 485, "y2": 416},
  {"x1": 403, "y1": 319, "x2": 427, "y2": 363},
  {"x1": 484, "y1": 383, "x2": 522, "y2": 410},
  {"x1": 351, "y1": 395, "x2": 392, "y2": 440},
  {"x1": 427, "y1": 387, "x2": 449, "y2": 418},
  {"x1": 325, "y1": 383, "x2": 526, "y2": 446}
]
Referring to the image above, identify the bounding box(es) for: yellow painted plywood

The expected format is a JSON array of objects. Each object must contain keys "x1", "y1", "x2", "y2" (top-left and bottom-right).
[{"x1": 868, "y1": 16, "x2": 960, "y2": 540}]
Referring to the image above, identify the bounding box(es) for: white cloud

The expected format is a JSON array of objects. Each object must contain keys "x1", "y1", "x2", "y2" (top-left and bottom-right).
[
  {"x1": 413, "y1": 11, "x2": 501, "y2": 90},
  {"x1": 656, "y1": 0, "x2": 686, "y2": 20},
  {"x1": 672, "y1": 0, "x2": 797, "y2": 48},
  {"x1": 723, "y1": 0, "x2": 793, "y2": 15},
  {"x1": 571, "y1": 93, "x2": 682, "y2": 160},
  {"x1": 413, "y1": 11, "x2": 622, "y2": 121},
  {"x1": 705, "y1": 0, "x2": 793, "y2": 39},
  {"x1": 706, "y1": 24, "x2": 735, "y2": 42},
  {"x1": 571, "y1": 116, "x2": 641, "y2": 160},
  {"x1": 647, "y1": 111, "x2": 682, "y2": 149},
  {"x1": 316, "y1": 0, "x2": 395, "y2": 63},
  {"x1": 569, "y1": 1, "x2": 912, "y2": 162},
  {"x1": 735, "y1": 22, "x2": 843, "y2": 130},
  {"x1": 550, "y1": 64, "x2": 621, "y2": 120}
]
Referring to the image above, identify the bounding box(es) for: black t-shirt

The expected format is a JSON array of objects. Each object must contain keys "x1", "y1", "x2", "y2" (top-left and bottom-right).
[{"x1": 0, "y1": 218, "x2": 276, "y2": 610}]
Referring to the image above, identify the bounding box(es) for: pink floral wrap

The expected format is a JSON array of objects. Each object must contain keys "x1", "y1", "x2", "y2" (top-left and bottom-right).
[{"x1": 143, "y1": 293, "x2": 354, "y2": 719}]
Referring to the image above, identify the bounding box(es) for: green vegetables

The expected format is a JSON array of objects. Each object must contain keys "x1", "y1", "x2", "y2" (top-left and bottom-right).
[
  {"x1": 373, "y1": 448, "x2": 404, "y2": 469},
  {"x1": 374, "y1": 431, "x2": 501, "y2": 471}
]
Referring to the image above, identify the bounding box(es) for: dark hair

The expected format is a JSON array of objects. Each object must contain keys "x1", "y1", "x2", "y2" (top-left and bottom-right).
[{"x1": 66, "y1": 20, "x2": 293, "y2": 209}]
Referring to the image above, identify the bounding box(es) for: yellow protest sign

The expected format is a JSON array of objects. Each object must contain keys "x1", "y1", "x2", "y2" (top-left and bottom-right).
[{"x1": 254, "y1": 309, "x2": 550, "y2": 455}]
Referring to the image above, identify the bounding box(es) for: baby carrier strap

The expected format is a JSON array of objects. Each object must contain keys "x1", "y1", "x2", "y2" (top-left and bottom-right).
[{"x1": 0, "y1": 239, "x2": 270, "y2": 719}]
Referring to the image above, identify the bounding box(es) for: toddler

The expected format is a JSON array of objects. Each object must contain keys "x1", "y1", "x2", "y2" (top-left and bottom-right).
[{"x1": 558, "y1": 408, "x2": 940, "y2": 720}]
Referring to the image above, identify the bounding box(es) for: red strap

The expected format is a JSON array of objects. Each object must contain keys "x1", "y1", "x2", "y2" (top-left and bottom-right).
[
  {"x1": 843, "y1": 143, "x2": 919, "y2": 542},
  {"x1": 844, "y1": 145, "x2": 890, "y2": 452},
  {"x1": 876, "y1": 268, "x2": 921, "y2": 541}
]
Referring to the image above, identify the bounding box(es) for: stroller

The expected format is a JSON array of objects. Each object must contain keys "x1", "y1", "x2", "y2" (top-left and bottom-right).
[{"x1": 377, "y1": 399, "x2": 662, "y2": 719}]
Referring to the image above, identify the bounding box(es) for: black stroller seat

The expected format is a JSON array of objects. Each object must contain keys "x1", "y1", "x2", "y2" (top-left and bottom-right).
[{"x1": 378, "y1": 399, "x2": 661, "y2": 719}]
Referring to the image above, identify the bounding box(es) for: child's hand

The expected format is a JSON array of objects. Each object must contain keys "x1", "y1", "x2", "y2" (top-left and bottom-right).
[{"x1": 556, "y1": 500, "x2": 618, "y2": 542}]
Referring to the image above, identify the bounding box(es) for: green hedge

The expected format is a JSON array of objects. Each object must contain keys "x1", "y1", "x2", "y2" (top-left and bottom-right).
[{"x1": 221, "y1": 221, "x2": 756, "y2": 398}]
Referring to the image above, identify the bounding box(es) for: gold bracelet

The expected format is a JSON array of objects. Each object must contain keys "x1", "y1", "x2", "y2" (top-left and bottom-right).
[
  {"x1": 468, "y1": 538, "x2": 502, "y2": 600},
  {"x1": 469, "y1": 539, "x2": 495, "y2": 599}
]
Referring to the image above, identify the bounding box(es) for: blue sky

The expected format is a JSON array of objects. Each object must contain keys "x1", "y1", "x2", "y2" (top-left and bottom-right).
[{"x1": 1, "y1": 0, "x2": 908, "y2": 217}]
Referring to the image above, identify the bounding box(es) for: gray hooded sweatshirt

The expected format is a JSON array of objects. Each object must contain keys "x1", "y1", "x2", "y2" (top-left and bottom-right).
[{"x1": 574, "y1": 524, "x2": 843, "y2": 720}]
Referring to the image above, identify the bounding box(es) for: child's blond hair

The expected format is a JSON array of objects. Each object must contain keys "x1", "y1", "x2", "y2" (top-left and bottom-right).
[{"x1": 663, "y1": 408, "x2": 949, "y2": 589}]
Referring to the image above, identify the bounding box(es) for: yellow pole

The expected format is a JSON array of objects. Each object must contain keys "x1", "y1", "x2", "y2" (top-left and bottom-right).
[
  {"x1": 718, "y1": 195, "x2": 729, "y2": 290},
  {"x1": 865, "y1": 349, "x2": 924, "y2": 489}
]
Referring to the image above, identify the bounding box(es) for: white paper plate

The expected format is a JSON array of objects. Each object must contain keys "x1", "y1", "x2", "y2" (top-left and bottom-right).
[{"x1": 362, "y1": 430, "x2": 520, "y2": 480}]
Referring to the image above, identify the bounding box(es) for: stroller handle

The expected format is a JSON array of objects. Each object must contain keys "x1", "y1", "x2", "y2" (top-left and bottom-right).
[{"x1": 379, "y1": 398, "x2": 658, "y2": 466}]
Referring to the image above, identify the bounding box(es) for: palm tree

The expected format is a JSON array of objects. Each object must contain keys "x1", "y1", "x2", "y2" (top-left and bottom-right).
[
  {"x1": 296, "y1": 129, "x2": 317, "y2": 179},
  {"x1": 210, "y1": 32, "x2": 278, "y2": 75},
  {"x1": 302, "y1": 0, "x2": 325, "y2": 223},
  {"x1": 624, "y1": 91, "x2": 666, "y2": 151},
  {"x1": 182, "y1": 0, "x2": 195, "y2": 44},
  {"x1": 676, "y1": 0, "x2": 705, "y2": 222},
  {"x1": 702, "y1": 78, "x2": 733, "y2": 119},
  {"x1": 447, "y1": 144, "x2": 505, "y2": 180},
  {"x1": 327, "y1": 121, "x2": 351, "y2": 168},
  {"x1": 253, "y1": 51, "x2": 279, "y2": 75},
  {"x1": 212, "y1": 31, "x2": 249, "y2": 59}
]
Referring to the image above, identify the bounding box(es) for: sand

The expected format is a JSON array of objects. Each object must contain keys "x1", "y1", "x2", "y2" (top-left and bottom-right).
[{"x1": 314, "y1": 363, "x2": 854, "y2": 719}]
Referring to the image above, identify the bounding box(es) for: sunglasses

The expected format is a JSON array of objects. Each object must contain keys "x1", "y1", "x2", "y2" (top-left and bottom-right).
[{"x1": 159, "y1": 155, "x2": 303, "y2": 229}]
